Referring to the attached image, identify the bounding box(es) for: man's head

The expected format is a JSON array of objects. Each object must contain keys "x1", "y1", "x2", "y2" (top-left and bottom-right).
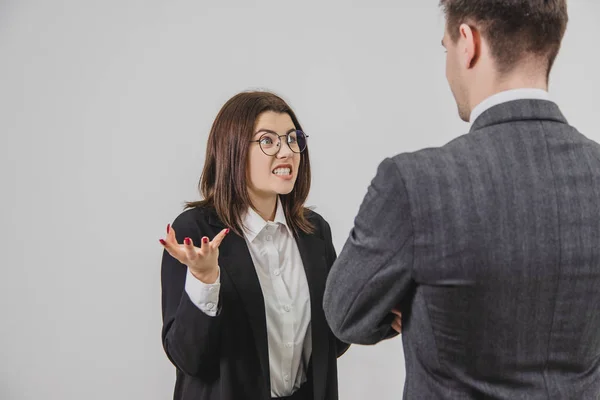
[{"x1": 440, "y1": 0, "x2": 568, "y2": 121}]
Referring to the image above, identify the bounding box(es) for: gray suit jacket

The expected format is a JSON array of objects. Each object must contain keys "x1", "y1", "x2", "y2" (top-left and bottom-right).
[{"x1": 323, "y1": 99, "x2": 600, "y2": 399}]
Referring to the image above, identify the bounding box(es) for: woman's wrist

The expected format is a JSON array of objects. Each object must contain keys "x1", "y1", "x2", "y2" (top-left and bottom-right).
[{"x1": 190, "y1": 267, "x2": 219, "y2": 284}]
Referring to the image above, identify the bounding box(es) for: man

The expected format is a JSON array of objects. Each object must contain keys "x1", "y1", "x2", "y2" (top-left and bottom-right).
[{"x1": 324, "y1": 1, "x2": 600, "y2": 398}]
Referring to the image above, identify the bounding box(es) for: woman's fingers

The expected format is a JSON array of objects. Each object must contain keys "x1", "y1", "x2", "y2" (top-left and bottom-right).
[
  {"x1": 211, "y1": 228, "x2": 230, "y2": 249},
  {"x1": 391, "y1": 308, "x2": 402, "y2": 333},
  {"x1": 160, "y1": 225, "x2": 177, "y2": 251},
  {"x1": 159, "y1": 224, "x2": 231, "y2": 264},
  {"x1": 160, "y1": 236, "x2": 184, "y2": 263},
  {"x1": 391, "y1": 317, "x2": 402, "y2": 333},
  {"x1": 160, "y1": 224, "x2": 188, "y2": 263},
  {"x1": 166, "y1": 224, "x2": 178, "y2": 246},
  {"x1": 183, "y1": 237, "x2": 197, "y2": 261},
  {"x1": 199, "y1": 236, "x2": 210, "y2": 254}
]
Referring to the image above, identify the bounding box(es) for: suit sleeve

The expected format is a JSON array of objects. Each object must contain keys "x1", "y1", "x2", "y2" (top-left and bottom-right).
[
  {"x1": 323, "y1": 157, "x2": 415, "y2": 345},
  {"x1": 320, "y1": 217, "x2": 351, "y2": 357},
  {"x1": 161, "y1": 212, "x2": 222, "y2": 377}
]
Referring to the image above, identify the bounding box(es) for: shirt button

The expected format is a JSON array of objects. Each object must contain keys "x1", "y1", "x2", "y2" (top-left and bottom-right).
[
  {"x1": 266, "y1": 235, "x2": 272, "y2": 241},
  {"x1": 273, "y1": 269, "x2": 281, "y2": 276},
  {"x1": 208, "y1": 286, "x2": 215, "y2": 292},
  {"x1": 284, "y1": 374, "x2": 290, "y2": 382},
  {"x1": 285, "y1": 342, "x2": 293, "y2": 348},
  {"x1": 284, "y1": 305, "x2": 291, "y2": 312},
  {"x1": 206, "y1": 302, "x2": 215, "y2": 310}
]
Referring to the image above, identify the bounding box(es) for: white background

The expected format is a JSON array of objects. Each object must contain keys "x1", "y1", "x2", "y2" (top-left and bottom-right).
[{"x1": 1, "y1": 1, "x2": 598, "y2": 399}]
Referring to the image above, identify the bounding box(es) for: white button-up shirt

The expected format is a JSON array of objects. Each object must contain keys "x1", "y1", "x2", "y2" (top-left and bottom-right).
[{"x1": 184, "y1": 198, "x2": 312, "y2": 397}]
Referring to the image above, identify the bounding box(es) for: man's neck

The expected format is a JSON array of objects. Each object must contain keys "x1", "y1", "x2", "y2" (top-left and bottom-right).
[{"x1": 470, "y1": 71, "x2": 548, "y2": 114}]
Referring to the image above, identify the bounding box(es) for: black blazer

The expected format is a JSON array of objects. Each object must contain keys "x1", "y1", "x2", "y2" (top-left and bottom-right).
[{"x1": 161, "y1": 205, "x2": 350, "y2": 400}]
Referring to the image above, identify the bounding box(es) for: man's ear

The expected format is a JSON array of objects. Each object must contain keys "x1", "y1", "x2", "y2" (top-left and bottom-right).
[{"x1": 459, "y1": 23, "x2": 480, "y2": 69}]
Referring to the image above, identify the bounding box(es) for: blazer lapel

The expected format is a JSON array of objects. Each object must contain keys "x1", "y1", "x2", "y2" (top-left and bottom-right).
[
  {"x1": 295, "y1": 230, "x2": 330, "y2": 400},
  {"x1": 209, "y1": 213, "x2": 271, "y2": 394}
]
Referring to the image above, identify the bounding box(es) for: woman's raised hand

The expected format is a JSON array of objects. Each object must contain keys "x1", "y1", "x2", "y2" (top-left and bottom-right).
[{"x1": 160, "y1": 224, "x2": 229, "y2": 283}]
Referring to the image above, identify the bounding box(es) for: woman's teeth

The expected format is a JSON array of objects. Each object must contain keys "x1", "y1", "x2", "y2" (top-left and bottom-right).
[{"x1": 273, "y1": 168, "x2": 291, "y2": 175}]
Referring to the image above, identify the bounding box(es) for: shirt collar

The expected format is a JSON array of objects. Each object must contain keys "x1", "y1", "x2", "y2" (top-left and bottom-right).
[
  {"x1": 469, "y1": 88, "x2": 550, "y2": 128},
  {"x1": 242, "y1": 197, "x2": 289, "y2": 243}
]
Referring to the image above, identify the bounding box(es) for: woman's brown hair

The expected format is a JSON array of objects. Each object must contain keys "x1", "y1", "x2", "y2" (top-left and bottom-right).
[{"x1": 186, "y1": 91, "x2": 313, "y2": 236}]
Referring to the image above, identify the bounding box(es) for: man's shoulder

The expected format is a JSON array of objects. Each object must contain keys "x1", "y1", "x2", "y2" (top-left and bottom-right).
[{"x1": 389, "y1": 132, "x2": 474, "y2": 170}]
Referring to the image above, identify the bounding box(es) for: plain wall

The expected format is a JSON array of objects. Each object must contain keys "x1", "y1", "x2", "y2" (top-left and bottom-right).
[{"x1": 0, "y1": 1, "x2": 598, "y2": 399}]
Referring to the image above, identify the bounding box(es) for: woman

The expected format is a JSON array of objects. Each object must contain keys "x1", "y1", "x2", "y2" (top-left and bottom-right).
[{"x1": 159, "y1": 91, "x2": 350, "y2": 400}]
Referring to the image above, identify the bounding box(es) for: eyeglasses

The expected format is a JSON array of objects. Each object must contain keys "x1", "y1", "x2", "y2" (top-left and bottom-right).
[{"x1": 249, "y1": 130, "x2": 309, "y2": 156}]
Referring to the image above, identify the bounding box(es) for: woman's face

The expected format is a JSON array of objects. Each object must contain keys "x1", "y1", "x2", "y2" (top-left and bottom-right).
[{"x1": 247, "y1": 111, "x2": 301, "y2": 202}]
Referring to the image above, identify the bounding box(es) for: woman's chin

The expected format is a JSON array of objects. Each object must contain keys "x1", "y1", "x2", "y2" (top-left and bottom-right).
[{"x1": 273, "y1": 182, "x2": 296, "y2": 195}]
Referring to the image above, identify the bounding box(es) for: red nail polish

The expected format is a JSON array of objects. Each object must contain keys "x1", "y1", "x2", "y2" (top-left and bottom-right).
[
  {"x1": 184, "y1": 237, "x2": 191, "y2": 245},
  {"x1": 203, "y1": 237, "x2": 208, "y2": 243},
  {"x1": 159, "y1": 239, "x2": 166, "y2": 245},
  {"x1": 167, "y1": 224, "x2": 170, "y2": 234},
  {"x1": 225, "y1": 228, "x2": 230, "y2": 234}
]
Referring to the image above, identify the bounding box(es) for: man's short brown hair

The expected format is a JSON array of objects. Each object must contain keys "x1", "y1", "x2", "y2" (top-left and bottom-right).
[{"x1": 440, "y1": 0, "x2": 568, "y2": 76}]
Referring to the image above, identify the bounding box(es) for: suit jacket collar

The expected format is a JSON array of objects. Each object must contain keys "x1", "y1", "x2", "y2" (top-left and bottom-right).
[
  {"x1": 469, "y1": 99, "x2": 568, "y2": 133},
  {"x1": 469, "y1": 88, "x2": 550, "y2": 125}
]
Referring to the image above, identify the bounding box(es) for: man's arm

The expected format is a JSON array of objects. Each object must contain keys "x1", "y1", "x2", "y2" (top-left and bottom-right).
[
  {"x1": 323, "y1": 157, "x2": 415, "y2": 345},
  {"x1": 320, "y1": 216, "x2": 351, "y2": 357}
]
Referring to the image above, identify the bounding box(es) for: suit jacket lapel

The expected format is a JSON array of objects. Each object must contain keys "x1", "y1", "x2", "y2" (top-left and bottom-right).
[
  {"x1": 296, "y1": 230, "x2": 330, "y2": 400},
  {"x1": 209, "y1": 213, "x2": 271, "y2": 394}
]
